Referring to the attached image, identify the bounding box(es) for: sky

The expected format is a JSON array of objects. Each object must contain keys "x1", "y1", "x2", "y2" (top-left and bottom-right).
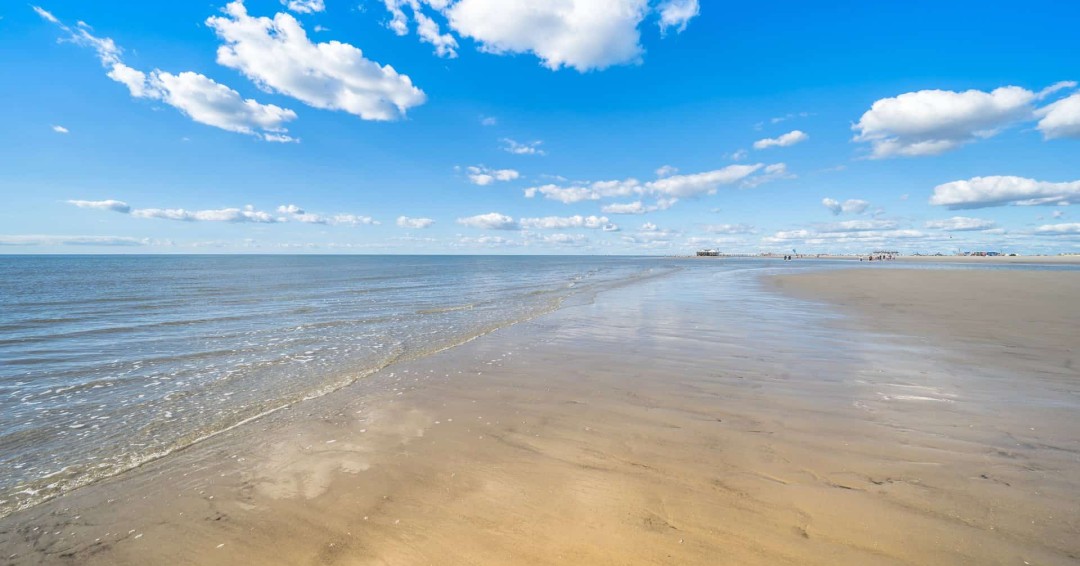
[{"x1": 1, "y1": 0, "x2": 1079, "y2": 255}]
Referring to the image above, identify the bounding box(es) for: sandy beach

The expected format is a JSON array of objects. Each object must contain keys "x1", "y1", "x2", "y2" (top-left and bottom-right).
[{"x1": 2, "y1": 265, "x2": 1078, "y2": 565}]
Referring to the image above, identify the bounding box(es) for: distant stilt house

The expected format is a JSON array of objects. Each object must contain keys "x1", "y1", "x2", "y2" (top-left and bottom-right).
[{"x1": 696, "y1": 249, "x2": 720, "y2": 257}]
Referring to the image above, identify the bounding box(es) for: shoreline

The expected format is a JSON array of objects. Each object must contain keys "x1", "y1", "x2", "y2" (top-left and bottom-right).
[
  {"x1": 2, "y1": 265, "x2": 1078, "y2": 564},
  {"x1": 678, "y1": 254, "x2": 1080, "y2": 265}
]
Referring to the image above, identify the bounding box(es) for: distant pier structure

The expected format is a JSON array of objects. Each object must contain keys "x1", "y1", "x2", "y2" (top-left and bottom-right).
[{"x1": 696, "y1": 249, "x2": 720, "y2": 257}]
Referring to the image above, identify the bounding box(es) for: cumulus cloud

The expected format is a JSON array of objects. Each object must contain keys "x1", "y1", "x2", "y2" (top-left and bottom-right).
[
  {"x1": 384, "y1": 0, "x2": 459, "y2": 57},
  {"x1": 207, "y1": 1, "x2": 426, "y2": 121},
  {"x1": 38, "y1": 8, "x2": 297, "y2": 141},
  {"x1": 67, "y1": 199, "x2": 131, "y2": 213},
  {"x1": 929, "y1": 176, "x2": 1080, "y2": 209},
  {"x1": 283, "y1": 0, "x2": 324, "y2": 13},
  {"x1": 480, "y1": 115, "x2": 497, "y2": 126},
  {"x1": 1036, "y1": 93, "x2": 1080, "y2": 139},
  {"x1": 52, "y1": 125, "x2": 69, "y2": 134},
  {"x1": 852, "y1": 83, "x2": 1079, "y2": 158},
  {"x1": 501, "y1": 138, "x2": 545, "y2": 155},
  {"x1": 457, "y1": 212, "x2": 518, "y2": 230},
  {"x1": 465, "y1": 165, "x2": 520, "y2": 185},
  {"x1": 924, "y1": 216, "x2": 997, "y2": 231},
  {"x1": 519, "y1": 215, "x2": 617, "y2": 230},
  {"x1": 1035, "y1": 223, "x2": 1080, "y2": 235},
  {"x1": 822, "y1": 198, "x2": 870, "y2": 215},
  {"x1": 753, "y1": 130, "x2": 808, "y2": 150},
  {"x1": 383, "y1": 0, "x2": 686, "y2": 72},
  {"x1": 525, "y1": 164, "x2": 770, "y2": 206},
  {"x1": 397, "y1": 216, "x2": 435, "y2": 228},
  {"x1": 657, "y1": 0, "x2": 699, "y2": 34}
]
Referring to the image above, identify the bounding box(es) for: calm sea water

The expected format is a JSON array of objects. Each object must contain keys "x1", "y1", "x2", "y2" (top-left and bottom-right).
[{"x1": 0, "y1": 255, "x2": 673, "y2": 516}]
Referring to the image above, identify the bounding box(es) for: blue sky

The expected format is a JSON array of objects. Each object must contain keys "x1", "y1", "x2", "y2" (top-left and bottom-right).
[{"x1": 2, "y1": 0, "x2": 1079, "y2": 254}]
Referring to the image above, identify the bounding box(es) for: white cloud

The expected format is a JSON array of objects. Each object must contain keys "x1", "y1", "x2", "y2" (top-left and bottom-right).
[
  {"x1": 740, "y1": 163, "x2": 794, "y2": 188},
  {"x1": 600, "y1": 199, "x2": 675, "y2": 214},
  {"x1": 655, "y1": 165, "x2": 678, "y2": 177},
  {"x1": 501, "y1": 138, "x2": 545, "y2": 155},
  {"x1": 39, "y1": 9, "x2": 297, "y2": 141},
  {"x1": 621, "y1": 222, "x2": 679, "y2": 246},
  {"x1": 1035, "y1": 223, "x2": 1080, "y2": 235},
  {"x1": 852, "y1": 86, "x2": 1054, "y2": 158},
  {"x1": 529, "y1": 233, "x2": 590, "y2": 246},
  {"x1": 283, "y1": 0, "x2": 325, "y2": 13},
  {"x1": 763, "y1": 228, "x2": 931, "y2": 245},
  {"x1": 525, "y1": 164, "x2": 768, "y2": 206},
  {"x1": 519, "y1": 215, "x2": 616, "y2": 230},
  {"x1": 414, "y1": 10, "x2": 459, "y2": 57},
  {"x1": 132, "y1": 205, "x2": 280, "y2": 223},
  {"x1": 383, "y1": 1, "x2": 459, "y2": 57},
  {"x1": 52, "y1": 125, "x2": 69, "y2": 134},
  {"x1": 0, "y1": 235, "x2": 148, "y2": 246},
  {"x1": 437, "y1": 0, "x2": 651, "y2": 71},
  {"x1": 32, "y1": 6, "x2": 60, "y2": 23},
  {"x1": 822, "y1": 198, "x2": 870, "y2": 215},
  {"x1": 930, "y1": 176, "x2": 1080, "y2": 209},
  {"x1": 600, "y1": 201, "x2": 645, "y2": 214},
  {"x1": 67, "y1": 199, "x2": 131, "y2": 213},
  {"x1": 1052, "y1": 210, "x2": 1065, "y2": 219},
  {"x1": 657, "y1": 0, "x2": 699, "y2": 34},
  {"x1": 276, "y1": 204, "x2": 378, "y2": 225},
  {"x1": 455, "y1": 235, "x2": 520, "y2": 247},
  {"x1": 924, "y1": 216, "x2": 997, "y2": 231},
  {"x1": 397, "y1": 216, "x2": 435, "y2": 228},
  {"x1": 1036, "y1": 93, "x2": 1080, "y2": 140},
  {"x1": 769, "y1": 111, "x2": 811, "y2": 125},
  {"x1": 328, "y1": 214, "x2": 378, "y2": 226},
  {"x1": 382, "y1": 0, "x2": 704, "y2": 71},
  {"x1": 649, "y1": 165, "x2": 765, "y2": 197},
  {"x1": 726, "y1": 149, "x2": 748, "y2": 161},
  {"x1": 480, "y1": 115, "x2": 497, "y2": 126},
  {"x1": 71, "y1": 199, "x2": 384, "y2": 226},
  {"x1": 822, "y1": 219, "x2": 899, "y2": 232},
  {"x1": 753, "y1": 130, "x2": 808, "y2": 150},
  {"x1": 466, "y1": 165, "x2": 520, "y2": 185},
  {"x1": 151, "y1": 72, "x2": 299, "y2": 141},
  {"x1": 207, "y1": 1, "x2": 426, "y2": 121},
  {"x1": 457, "y1": 212, "x2": 518, "y2": 230},
  {"x1": 704, "y1": 223, "x2": 755, "y2": 234}
]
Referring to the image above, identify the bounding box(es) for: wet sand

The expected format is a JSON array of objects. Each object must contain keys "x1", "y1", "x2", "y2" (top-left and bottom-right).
[{"x1": 2, "y1": 266, "x2": 1079, "y2": 565}]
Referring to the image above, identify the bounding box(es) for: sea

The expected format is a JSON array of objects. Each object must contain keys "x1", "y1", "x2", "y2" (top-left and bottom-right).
[{"x1": 0, "y1": 255, "x2": 679, "y2": 517}]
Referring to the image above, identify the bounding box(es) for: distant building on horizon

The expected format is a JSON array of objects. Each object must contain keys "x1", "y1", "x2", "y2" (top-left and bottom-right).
[{"x1": 696, "y1": 249, "x2": 720, "y2": 257}]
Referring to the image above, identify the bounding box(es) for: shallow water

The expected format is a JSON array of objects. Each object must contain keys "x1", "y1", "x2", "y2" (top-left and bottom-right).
[{"x1": 0, "y1": 255, "x2": 683, "y2": 516}]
